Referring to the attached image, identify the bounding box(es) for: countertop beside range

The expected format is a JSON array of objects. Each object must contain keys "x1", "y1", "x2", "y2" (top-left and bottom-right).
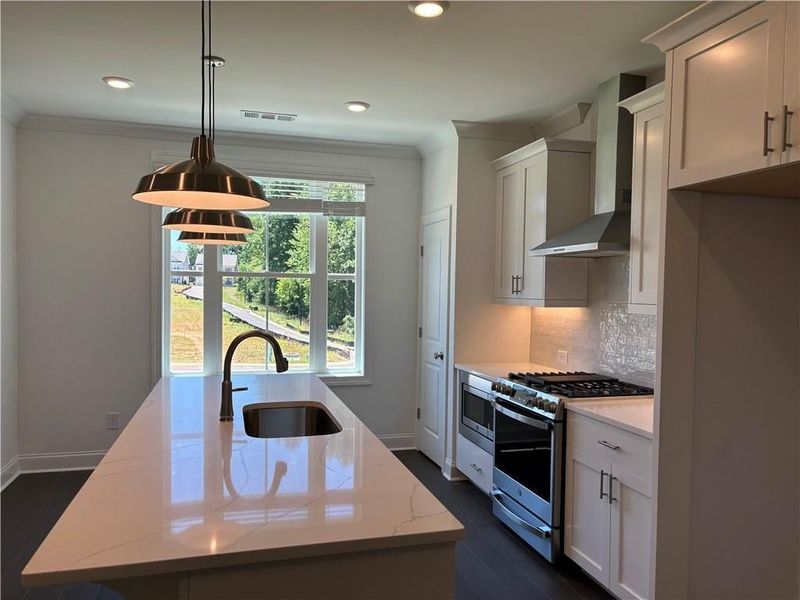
[
  {"x1": 22, "y1": 373, "x2": 464, "y2": 598},
  {"x1": 455, "y1": 362, "x2": 654, "y2": 439},
  {"x1": 565, "y1": 396, "x2": 654, "y2": 439}
]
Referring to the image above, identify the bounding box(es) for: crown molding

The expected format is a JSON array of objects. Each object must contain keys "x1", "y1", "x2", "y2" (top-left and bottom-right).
[
  {"x1": 642, "y1": 1, "x2": 759, "y2": 52},
  {"x1": 1, "y1": 94, "x2": 25, "y2": 125},
  {"x1": 490, "y1": 137, "x2": 594, "y2": 170},
  {"x1": 17, "y1": 114, "x2": 421, "y2": 161},
  {"x1": 452, "y1": 119, "x2": 534, "y2": 143},
  {"x1": 618, "y1": 82, "x2": 665, "y2": 115},
  {"x1": 531, "y1": 102, "x2": 592, "y2": 139}
]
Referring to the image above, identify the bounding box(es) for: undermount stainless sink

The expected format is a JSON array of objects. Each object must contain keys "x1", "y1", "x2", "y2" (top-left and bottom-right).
[{"x1": 242, "y1": 402, "x2": 342, "y2": 439}]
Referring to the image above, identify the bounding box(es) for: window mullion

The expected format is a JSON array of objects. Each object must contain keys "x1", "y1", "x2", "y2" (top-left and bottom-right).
[
  {"x1": 310, "y1": 215, "x2": 328, "y2": 372},
  {"x1": 203, "y1": 245, "x2": 223, "y2": 375}
]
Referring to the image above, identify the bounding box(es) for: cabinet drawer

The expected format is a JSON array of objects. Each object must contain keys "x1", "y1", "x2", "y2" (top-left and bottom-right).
[
  {"x1": 456, "y1": 434, "x2": 493, "y2": 494},
  {"x1": 567, "y1": 412, "x2": 653, "y2": 485}
]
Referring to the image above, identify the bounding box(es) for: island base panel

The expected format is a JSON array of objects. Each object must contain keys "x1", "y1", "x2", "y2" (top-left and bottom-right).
[{"x1": 105, "y1": 542, "x2": 456, "y2": 600}]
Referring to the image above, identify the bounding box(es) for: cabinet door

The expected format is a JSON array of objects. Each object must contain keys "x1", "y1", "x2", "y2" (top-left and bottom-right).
[
  {"x1": 669, "y1": 2, "x2": 787, "y2": 187},
  {"x1": 608, "y1": 467, "x2": 653, "y2": 600},
  {"x1": 629, "y1": 101, "x2": 664, "y2": 312},
  {"x1": 494, "y1": 165, "x2": 524, "y2": 299},
  {"x1": 519, "y1": 153, "x2": 547, "y2": 301},
  {"x1": 564, "y1": 446, "x2": 612, "y2": 587},
  {"x1": 783, "y1": 1, "x2": 799, "y2": 165}
]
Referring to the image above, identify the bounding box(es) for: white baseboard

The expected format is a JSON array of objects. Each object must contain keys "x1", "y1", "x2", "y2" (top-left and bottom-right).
[
  {"x1": 442, "y1": 458, "x2": 466, "y2": 481},
  {"x1": 1, "y1": 456, "x2": 20, "y2": 491},
  {"x1": 16, "y1": 450, "x2": 105, "y2": 474},
  {"x1": 378, "y1": 433, "x2": 417, "y2": 451}
]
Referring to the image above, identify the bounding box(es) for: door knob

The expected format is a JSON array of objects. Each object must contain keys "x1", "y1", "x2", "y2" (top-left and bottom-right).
[{"x1": 434, "y1": 352, "x2": 444, "y2": 360}]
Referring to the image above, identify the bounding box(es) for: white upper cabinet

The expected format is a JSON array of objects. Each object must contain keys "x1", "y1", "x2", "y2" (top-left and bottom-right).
[
  {"x1": 619, "y1": 84, "x2": 665, "y2": 314},
  {"x1": 492, "y1": 138, "x2": 593, "y2": 307},
  {"x1": 663, "y1": 2, "x2": 798, "y2": 188}
]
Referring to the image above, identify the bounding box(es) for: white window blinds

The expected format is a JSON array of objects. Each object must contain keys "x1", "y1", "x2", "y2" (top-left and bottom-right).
[{"x1": 252, "y1": 176, "x2": 367, "y2": 216}]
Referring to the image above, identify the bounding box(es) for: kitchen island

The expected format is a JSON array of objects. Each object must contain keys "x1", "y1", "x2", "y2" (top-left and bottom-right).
[{"x1": 22, "y1": 374, "x2": 464, "y2": 599}]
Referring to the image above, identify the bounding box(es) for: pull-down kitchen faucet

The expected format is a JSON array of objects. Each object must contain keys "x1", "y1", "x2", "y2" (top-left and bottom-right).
[{"x1": 220, "y1": 330, "x2": 289, "y2": 422}]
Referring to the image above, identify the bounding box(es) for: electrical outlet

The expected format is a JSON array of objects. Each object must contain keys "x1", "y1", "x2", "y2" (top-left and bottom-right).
[
  {"x1": 557, "y1": 350, "x2": 569, "y2": 365},
  {"x1": 106, "y1": 412, "x2": 120, "y2": 430}
]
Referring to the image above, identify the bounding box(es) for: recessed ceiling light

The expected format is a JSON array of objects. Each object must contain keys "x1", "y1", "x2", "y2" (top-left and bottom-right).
[
  {"x1": 408, "y1": 1, "x2": 449, "y2": 18},
  {"x1": 346, "y1": 101, "x2": 370, "y2": 113},
  {"x1": 102, "y1": 76, "x2": 134, "y2": 90}
]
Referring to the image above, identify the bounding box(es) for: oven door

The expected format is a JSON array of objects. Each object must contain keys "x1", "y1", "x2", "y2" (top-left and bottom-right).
[
  {"x1": 459, "y1": 383, "x2": 494, "y2": 454},
  {"x1": 493, "y1": 398, "x2": 560, "y2": 527}
]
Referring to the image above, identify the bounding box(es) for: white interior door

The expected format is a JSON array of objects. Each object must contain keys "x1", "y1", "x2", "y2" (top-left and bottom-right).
[{"x1": 416, "y1": 211, "x2": 450, "y2": 467}]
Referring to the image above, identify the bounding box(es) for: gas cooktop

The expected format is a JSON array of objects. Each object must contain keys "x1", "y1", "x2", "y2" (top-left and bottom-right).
[{"x1": 506, "y1": 371, "x2": 653, "y2": 398}]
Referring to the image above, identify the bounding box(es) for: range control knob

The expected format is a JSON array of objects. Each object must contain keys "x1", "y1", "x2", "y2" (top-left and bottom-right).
[
  {"x1": 547, "y1": 401, "x2": 558, "y2": 412},
  {"x1": 491, "y1": 382, "x2": 500, "y2": 392}
]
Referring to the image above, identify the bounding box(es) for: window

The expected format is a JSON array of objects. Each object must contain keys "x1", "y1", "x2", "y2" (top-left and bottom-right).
[{"x1": 163, "y1": 176, "x2": 365, "y2": 378}]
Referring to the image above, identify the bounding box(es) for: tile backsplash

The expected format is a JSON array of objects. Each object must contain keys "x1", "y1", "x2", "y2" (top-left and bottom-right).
[{"x1": 529, "y1": 256, "x2": 657, "y2": 387}]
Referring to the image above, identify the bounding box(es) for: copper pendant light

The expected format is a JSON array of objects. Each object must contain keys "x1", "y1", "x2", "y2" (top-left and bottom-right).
[
  {"x1": 163, "y1": 208, "x2": 254, "y2": 234},
  {"x1": 178, "y1": 231, "x2": 247, "y2": 246},
  {"x1": 132, "y1": 0, "x2": 268, "y2": 211}
]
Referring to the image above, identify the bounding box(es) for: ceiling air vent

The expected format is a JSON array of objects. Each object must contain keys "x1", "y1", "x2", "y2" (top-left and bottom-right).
[{"x1": 241, "y1": 110, "x2": 297, "y2": 123}]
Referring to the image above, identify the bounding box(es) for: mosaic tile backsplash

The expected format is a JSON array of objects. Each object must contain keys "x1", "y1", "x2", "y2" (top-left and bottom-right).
[{"x1": 529, "y1": 256, "x2": 657, "y2": 387}]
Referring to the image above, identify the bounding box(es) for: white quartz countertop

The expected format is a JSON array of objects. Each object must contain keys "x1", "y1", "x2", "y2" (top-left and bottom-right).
[
  {"x1": 565, "y1": 397, "x2": 655, "y2": 439},
  {"x1": 454, "y1": 362, "x2": 560, "y2": 382},
  {"x1": 23, "y1": 374, "x2": 464, "y2": 586}
]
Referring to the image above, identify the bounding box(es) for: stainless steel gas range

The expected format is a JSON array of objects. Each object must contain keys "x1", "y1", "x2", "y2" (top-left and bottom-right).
[{"x1": 490, "y1": 371, "x2": 653, "y2": 563}]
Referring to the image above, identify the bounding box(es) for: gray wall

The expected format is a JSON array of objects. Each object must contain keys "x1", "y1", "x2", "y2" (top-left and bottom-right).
[
  {"x1": 1, "y1": 114, "x2": 19, "y2": 477},
  {"x1": 15, "y1": 117, "x2": 422, "y2": 463},
  {"x1": 529, "y1": 256, "x2": 657, "y2": 386}
]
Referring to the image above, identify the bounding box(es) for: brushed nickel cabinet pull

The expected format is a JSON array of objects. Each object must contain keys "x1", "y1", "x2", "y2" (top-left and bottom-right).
[
  {"x1": 782, "y1": 105, "x2": 794, "y2": 152},
  {"x1": 600, "y1": 469, "x2": 608, "y2": 500},
  {"x1": 597, "y1": 440, "x2": 621, "y2": 451},
  {"x1": 609, "y1": 475, "x2": 618, "y2": 504},
  {"x1": 763, "y1": 111, "x2": 775, "y2": 156}
]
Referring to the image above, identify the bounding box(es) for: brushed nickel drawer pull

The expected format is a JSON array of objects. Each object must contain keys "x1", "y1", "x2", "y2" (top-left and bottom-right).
[
  {"x1": 763, "y1": 111, "x2": 775, "y2": 156},
  {"x1": 470, "y1": 463, "x2": 483, "y2": 473},
  {"x1": 782, "y1": 105, "x2": 794, "y2": 152},
  {"x1": 597, "y1": 440, "x2": 620, "y2": 450}
]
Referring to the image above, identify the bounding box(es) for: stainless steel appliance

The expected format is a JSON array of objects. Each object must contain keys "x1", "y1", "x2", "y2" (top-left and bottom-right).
[
  {"x1": 491, "y1": 371, "x2": 653, "y2": 563},
  {"x1": 459, "y1": 373, "x2": 494, "y2": 454}
]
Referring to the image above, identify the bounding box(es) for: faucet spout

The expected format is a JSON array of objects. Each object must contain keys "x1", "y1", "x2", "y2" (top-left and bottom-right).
[{"x1": 220, "y1": 330, "x2": 289, "y2": 422}]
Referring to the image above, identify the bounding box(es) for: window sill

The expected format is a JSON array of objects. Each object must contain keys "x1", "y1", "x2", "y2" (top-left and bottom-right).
[{"x1": 319, "y1": 373, "x2": 372, "y2": 387}]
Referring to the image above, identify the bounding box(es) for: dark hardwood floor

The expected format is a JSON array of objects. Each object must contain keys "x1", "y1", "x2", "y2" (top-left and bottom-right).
[
  {"x1": 1, "y1": 470, "x2": 122, "y2": 600},
  {"x1": 2, "y1": 452, "x2": 610, "y2": 600},
  {"x1": 394, "y1": 450, "x2": 611, "y2": 600}
]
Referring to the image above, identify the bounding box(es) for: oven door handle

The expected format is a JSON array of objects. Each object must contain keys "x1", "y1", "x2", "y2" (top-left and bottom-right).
[
  {"x1": 494, "y1": 400, "x2": 551, "y2": 430},
  {"x1": 491, "y1": 490, "x2": 552, "y2": 539}
]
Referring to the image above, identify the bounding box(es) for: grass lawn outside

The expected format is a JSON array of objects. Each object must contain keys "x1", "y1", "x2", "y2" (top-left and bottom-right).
[
  {"x1": 222, "y1": 284, "x2": 355, "y2": 346},
  {"x1": 171, "y1": 285, "x2": 347, "y2": 371}
]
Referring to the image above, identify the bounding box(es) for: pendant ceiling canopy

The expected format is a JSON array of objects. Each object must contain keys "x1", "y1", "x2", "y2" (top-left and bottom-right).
[
  {"x1": 162, "y1": 207, "x2": 254, "y2": 234},
  {"x1": 132, "y1": 0, "x2": 268, "y2": 211}
]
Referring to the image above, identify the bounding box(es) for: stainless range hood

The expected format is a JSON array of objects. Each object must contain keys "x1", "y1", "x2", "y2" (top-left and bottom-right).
[{"x1": 529, "y1": 74, "x2": 645, "y2": 258}]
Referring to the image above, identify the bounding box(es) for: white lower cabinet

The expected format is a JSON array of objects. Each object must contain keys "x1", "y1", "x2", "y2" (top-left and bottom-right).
[
  {"x1": 565, "y1": 412, "x2": 653, "y2": 599},
  {"x1": 456, "y1": 433, "x2": 493, "y2": 494}
]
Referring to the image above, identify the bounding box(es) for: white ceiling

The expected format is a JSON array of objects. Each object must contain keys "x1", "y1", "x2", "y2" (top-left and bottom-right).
[{"x1": 1, "y1": 1, "x2": 695, "y2": 147}]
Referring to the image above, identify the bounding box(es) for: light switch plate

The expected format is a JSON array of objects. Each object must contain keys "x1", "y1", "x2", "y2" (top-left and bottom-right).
[
  {"x1": 557, "y1": 350, "x2": 569, "y2": 365},
  {"x1": 106, "y1": 412, "x2": 120, "y2": 430}
]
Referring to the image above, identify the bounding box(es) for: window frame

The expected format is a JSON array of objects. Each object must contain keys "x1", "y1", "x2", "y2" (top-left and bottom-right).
[{"x1": 153, "y1": 154, "x2": 370, "y2": 386}]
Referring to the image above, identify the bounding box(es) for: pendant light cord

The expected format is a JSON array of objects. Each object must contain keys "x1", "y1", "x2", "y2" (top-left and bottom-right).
[
  {"x1": 201, "y1": 0, "x2": 205, "y2": 137},
  {"x1": 208, "y1": 0, "x2": 213, "y2": 141}
]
